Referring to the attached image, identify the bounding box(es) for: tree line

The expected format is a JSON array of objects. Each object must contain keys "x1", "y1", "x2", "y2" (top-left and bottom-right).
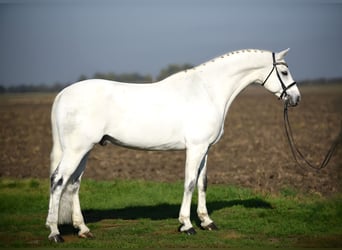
[
  {"x1": 1, "y1": 64, "x2": 340, "y2": 93},
  {"x1": 0, "y1": 63, "x2": 194, "y2": 93}
]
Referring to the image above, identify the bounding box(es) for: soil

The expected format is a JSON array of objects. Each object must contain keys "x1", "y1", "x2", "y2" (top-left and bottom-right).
[{"x1": 0, "y1": 85, "x2": 341, "y2": 196}]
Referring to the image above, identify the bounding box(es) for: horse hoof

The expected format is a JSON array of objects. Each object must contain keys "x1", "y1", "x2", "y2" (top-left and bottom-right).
[
  {"x1": 79, "y1": 231, "x2": 94, "y2": 239},
  {"x1": 201, "y1": 222, "x2": 218, "y2": 231},
  {"x1": 185, "y1": 227, "x2": 196, "y2": 235},
  {"x1": 48, "y1": 234, "x2": 64, "y2": 243},
  {"x1": 178, "y1": 225, "x2": 196, "y2": 235}
]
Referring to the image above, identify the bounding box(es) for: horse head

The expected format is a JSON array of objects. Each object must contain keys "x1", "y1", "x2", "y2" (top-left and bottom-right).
[{"x1": 261, "y1": 49, "x2": 301, "y2": 107}]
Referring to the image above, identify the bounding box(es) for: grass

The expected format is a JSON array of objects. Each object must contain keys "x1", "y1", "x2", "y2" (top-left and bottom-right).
[{"x1": 0, "y1": 178, "x2": 341, "y2": 248}]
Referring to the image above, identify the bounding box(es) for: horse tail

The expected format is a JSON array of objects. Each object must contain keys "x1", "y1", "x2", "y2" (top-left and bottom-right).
[
  {"x1": 58, "y1": 183, "x2": 74, "y2": 224},
  {"x1": 50, "y1": 93, "x2": 63, "y2": 173}
]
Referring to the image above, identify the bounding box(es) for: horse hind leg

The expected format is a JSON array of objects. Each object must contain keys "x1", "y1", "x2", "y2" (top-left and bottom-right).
[
  {"x1": 46, "y1": 166, "x2": 69, "y2": 242},
  {"x1": 46, "y1": 144, "x2": 64, "y2": 242},
  {"x1": 46, "y1": 142, "x2": 63, "y2": 242},
  {"x1": 58, "y1": 175, "x2": 93, "y2": 239},
  {"x1": 70, "y1": 153, "x2": 94, "y2": 239},
  {"x1": 46, "y1": 148, "x2": 92, "y2": 242}
]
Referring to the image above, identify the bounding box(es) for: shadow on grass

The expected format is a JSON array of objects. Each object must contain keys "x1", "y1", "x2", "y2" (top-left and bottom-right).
[{"x1": 83, "y1": 198, "x2": 272, "y2": 223}]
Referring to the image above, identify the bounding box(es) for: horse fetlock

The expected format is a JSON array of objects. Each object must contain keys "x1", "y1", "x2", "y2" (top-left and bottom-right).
[
  {"x1": 48, "y1": 234, "x2": 64, "y2": 243},
  {"x1": 178, "y1": 224, "x2": 196, "y2": 235},
  {"x1": 46, "y1": 220, "x2": 63, "y2": 243},
  {"x1": 46, "y1": 220, "x2": 58, "y2": 231},
  {"x1": 178, "y1": 216, "x2": 194, "y2": 232},
  {"x1": 72, "y1": 220, "x2": 83, "y2": 229},
  {"x1": 201, "y1": 222, "x2": 219, "y2": 231},
  {"x1": 45, "y1": 221, "x2": 52, "y2": 229},
  {"x1": 76, "y1": 223, "x2": 91, "y2": 236},
  {"x1": 197, "y1": 211, "x2": 209, "y2": 221},
  {"x1": 178, "y1": 215, "x2": 189, "y2": 225},
  {"x1": 48, "y1": 224, "x2": 63, "y2": 243},
  {"x1": 78, "y1": 231, "x2": 94, "y2": 239},
  {"x1": 197, "y1": 212, "x2": 213, "y2": 225}
]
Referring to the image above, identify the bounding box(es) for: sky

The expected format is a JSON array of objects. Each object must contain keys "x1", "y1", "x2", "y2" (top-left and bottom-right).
[{"x1": 0, "y1": 0, "x2": 341, "y2": 86}]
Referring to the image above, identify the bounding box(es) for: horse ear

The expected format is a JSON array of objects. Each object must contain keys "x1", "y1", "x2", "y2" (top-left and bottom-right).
[{"x1": 277, "y1": 48, "x2": 290, "y2": 60}]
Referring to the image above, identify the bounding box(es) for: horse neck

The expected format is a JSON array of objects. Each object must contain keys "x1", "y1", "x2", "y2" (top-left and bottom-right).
[{"x1": 197, "y1": 51, "x2": 270, "y2": 114}]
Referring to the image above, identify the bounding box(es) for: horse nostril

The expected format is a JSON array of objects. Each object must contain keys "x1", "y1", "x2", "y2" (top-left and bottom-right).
[
  {"x1": 287, "y1": 95, "x2": 300, "y2": 107},
  {"x1": 292, "y1": 95, "x2": 300, "y2": 106}
]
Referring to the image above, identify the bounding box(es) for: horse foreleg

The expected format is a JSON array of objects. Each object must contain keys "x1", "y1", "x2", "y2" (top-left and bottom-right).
[
  {"x1": 196, "y1": 155, "x2": 218, "y2": 231},
  {"x1": 178, "y1": 145, "x2": 208, "y2": 235}
]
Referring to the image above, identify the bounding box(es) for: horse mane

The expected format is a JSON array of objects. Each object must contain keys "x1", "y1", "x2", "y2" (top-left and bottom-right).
[
  {"x1": 213, "y1": 49, "x2": 270, "y2": 62},
  {"x1": 170, "y1": 49, "x2": 271, "y2": 78},
  {"x1": 227, "y1": 49, "x2": 269, "y2": 56},
  {"x1": 190, "y1": 49, "x2": 270, "y2": 71}
]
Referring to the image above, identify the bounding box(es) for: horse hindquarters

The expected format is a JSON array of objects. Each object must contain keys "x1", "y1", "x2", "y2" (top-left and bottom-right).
[{"x1": 46, "y1": 96, "x2": 94, "y2": 242}]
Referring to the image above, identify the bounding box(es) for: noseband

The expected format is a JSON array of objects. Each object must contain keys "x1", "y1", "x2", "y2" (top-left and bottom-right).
[{"x1": 261, "y1": 52, "x2": 297, "y2": 99}]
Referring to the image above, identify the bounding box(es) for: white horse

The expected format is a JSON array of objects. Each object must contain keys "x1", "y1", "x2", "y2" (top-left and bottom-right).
[{"x1": 46, "y1": 49, "x2": 300, "y2": 242}]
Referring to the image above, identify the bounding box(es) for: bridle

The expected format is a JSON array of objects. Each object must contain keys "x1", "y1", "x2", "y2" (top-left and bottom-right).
[
  {"x1": 262, "y1": 53, "x2": 340, "y2": 170},
  {"x1": 261, "y1": 52, "x2": 297, "y2": 99}
]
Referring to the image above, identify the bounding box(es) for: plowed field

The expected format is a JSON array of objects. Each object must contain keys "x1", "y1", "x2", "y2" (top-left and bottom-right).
[{"x1": 1, "y1": 84, "x2": 341, "y2": 196}]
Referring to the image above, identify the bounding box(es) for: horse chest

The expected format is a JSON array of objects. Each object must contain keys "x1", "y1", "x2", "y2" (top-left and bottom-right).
[{"x1": 182, "y1": 102, "x2": 224, "y2": 146}]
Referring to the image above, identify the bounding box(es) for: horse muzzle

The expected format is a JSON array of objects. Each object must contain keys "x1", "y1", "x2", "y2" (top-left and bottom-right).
[{"x1": 284, "y1": 94, "x2": 301, "y2": 107}]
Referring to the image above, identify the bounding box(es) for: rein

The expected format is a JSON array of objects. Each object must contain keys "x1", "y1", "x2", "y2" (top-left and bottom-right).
[
  {"x1": 283, "y1": 102, "x2": 341, "y2": 170},
  {"x1": 262, "y1": 52, "x2": 340, "y2": 170}
]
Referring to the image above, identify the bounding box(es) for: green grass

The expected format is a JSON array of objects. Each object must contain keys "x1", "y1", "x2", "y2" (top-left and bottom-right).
[{"x1": 0, "y1": 178, "x2": 341, "y2": 248}]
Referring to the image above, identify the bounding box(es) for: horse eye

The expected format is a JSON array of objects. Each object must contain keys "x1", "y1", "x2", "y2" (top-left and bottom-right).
[{"x1": 281, "y1": 71, "x2": 288, "y2": 76}]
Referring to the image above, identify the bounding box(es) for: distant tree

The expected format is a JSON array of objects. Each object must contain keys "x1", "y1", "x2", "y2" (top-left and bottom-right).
[
  {"x1": 0, "y1": 85, "x2": 6, "y2": 93},
  {"x1": 92, "y1": 72, "x2": 152, "y2": 83},
  {"x1": 78, "y1": 74, "x2": 88, "y2": 81},
  {"x1": 115, "y1": 73, "x2": 153, "y2": 83},
  {"x1": 93, "y1": 72, "x2": 109, "y2": 80},
  {"x1": 51, "y1": 82, "x2": 68, "y2": 92},
  {"x1": 156, "y1": 63, "x2": 194, "y2": 81}
]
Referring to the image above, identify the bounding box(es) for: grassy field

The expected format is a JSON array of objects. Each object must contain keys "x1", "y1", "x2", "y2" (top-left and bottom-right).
[{"x1": 0, "y1": 178, "x2": 341, "y2": 248}]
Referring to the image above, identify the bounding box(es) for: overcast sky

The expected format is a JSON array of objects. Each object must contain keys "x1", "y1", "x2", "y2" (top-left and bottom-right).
[{"x1": 0, "y1": 0, "x2": 341, "y2": 86}]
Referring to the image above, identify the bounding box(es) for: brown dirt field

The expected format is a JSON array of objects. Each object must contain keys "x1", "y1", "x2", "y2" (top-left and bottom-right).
[{"x1": 0, "y1": 85, "x2": 341, "y2": 196}]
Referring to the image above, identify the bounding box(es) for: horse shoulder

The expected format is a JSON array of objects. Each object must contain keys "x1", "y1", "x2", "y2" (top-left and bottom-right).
[{"x1": 182, "y1": 92, "x2": 223, "y2": 146}]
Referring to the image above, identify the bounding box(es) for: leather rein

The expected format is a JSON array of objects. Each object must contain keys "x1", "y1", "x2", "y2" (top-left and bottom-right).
[{"x1": 263, "y1": 52, "x2": 340, "y2": 170}]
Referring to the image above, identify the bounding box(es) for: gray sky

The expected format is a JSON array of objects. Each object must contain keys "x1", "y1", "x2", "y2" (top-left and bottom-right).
[{"x1": 0, "y1": 0, "x2": 341, "y2": 86}]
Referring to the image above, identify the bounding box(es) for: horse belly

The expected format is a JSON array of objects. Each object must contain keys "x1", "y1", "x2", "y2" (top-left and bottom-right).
[
  {"x1": 104, "y1": 119, "x2": 186, "y2": 150},
  {"x1": 104, "y1": 98, "x2": 186, "y2": 150}
]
